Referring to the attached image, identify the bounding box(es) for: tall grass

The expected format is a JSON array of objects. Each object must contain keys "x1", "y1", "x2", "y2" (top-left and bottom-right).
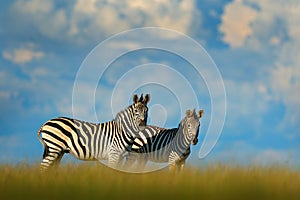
[{"x1": 1, "y1": 163, "x2": 299, "y2": 200}]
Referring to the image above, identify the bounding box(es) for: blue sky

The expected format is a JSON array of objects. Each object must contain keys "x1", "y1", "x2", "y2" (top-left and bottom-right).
[{"x1": 0, "y1": 0, "x2": 299, "y2": 168}]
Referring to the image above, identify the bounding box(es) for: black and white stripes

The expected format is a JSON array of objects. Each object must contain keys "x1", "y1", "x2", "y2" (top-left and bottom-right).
[
  {"x1": 125, "y1": 109, "x2": 203, "y2": 171},
  {"x1": 37, "y1": 92, "x2": 204, "y2": 172},
  {"x1": 38, "y1": 94, "x2": 150, "y2": 170}
]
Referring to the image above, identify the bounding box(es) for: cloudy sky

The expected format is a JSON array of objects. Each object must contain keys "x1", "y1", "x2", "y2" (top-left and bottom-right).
[{"x1": 0, "y1": 0, "x2": 299, "y2": 168}]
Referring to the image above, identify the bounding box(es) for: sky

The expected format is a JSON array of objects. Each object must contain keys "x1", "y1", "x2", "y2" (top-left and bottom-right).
[{"x1": 0, "y1": 0, "x2": 299, "y2": 169}]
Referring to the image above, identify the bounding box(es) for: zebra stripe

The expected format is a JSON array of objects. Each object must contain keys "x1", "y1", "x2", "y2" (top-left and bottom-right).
[
  {"x1": 125, "y1": 109, "x2": 203, "y2": 171},
  {"x1": 38, "y1": 94, "x2": 150, "y2": 170}
]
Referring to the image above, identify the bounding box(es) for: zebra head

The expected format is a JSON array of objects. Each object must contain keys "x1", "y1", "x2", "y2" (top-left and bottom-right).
[
  {"x1": 182, "y1": 109, "x2": 203, "y2": 145},
  {"x1": 132, "y1": 93, "x2": 150, "y2": 130}
]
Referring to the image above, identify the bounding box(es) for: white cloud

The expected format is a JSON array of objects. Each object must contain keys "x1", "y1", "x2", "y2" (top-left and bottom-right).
[
  {"x1": 246, "y1": 0, "x2": 300, "y2": 50},
  {"x1": 2, "y1": 47, "x2": 44, "y2": 64},
  {"x1": 11, "y1": 0, "x2": 68, "y2": 42},
  {"x1": 11, "y1": 0, "x2": 197, "y2": 44},
  {"x1": 73, "y1": 0, "x2": 98, "y2": 14},
  {"x1": 219, "y1": 0, "x2": 258, "y2": 48},
  {"x1": 269, "y1": 64, "x2": 300, "y2": 133},
  {"x1": 12, "y1": 0, "x2": 53, "y2": 14},
  {"x1": 219, "y1": 0, "x2": 300, "y2": 136},
  {"x1": 270, "y1": 64, "x2": 293, "y2": 97},
  {"x1": 219, "y1": 0, "x2": 300, "y2": 49},
  {"x1": 224, "y1": 79, "x2": 271, "y2": 132},
  {"x1": 254, "y1": 1, "x2": 300, "y2": 134},
  {"x1": 0, "y1": 65, "x2": 72, "y2": 117},
  {"x1": 30, "y1": 67, "x2": 50, "y2": 78}
]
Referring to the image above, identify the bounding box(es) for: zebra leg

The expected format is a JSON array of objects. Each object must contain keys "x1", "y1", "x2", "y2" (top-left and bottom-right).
[
  {"x1": 177, "y1": 147, "x2": 190, "y2": 172},
  {"x1": 169, "y1": 151, "x2": 183, "y2": 173},
  {"x1": 168, "y1": 152, "x2": 178, "y2": 172},
  {"x1": 123, "y1": 152, "x2": 137, "y2": 170},
  {"x1": 179, "y1": 161, "x2": 185, "y2": 172},
  {"x1": 172, "y1": 148, "x2": 190, "y2": 173},
  {"x1": 40, "y1": 146, "x2": 64, "y2": 171},
  {"x1": 108, "y1": 149, "x2": 122, "y2": 169},
  {"x1": 53, "y1": 151, "x2": 65, "y2": 167},
  {"x1": 168, "y1": 162, "x2": 176, "y2": 172},
  {"x1": 135, "y1": 154, "x2": 148, "y2": 171},
  {"x1": 168, "y1": 159, "x2": 185, "y2": 173},
  {"x1": 175, "y1": 158, "x2": 186, "y2": 172}
]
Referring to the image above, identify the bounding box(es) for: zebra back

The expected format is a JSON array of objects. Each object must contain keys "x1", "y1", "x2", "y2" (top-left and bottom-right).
[
  {"x1": 38, "y1": 117, "x2": 116, "y2": 160},
  {"x1": 126, "y1": 109, "x2": 203, "y2": 168},
  {"x1": 132, "y1": 126, "x2": 178, "y2": 153},
  {"x1": 38, "y1": 93, "x2": 151, "y2": 170}
]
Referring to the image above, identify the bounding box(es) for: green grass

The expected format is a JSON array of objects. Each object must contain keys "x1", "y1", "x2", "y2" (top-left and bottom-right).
[{"x1": 1, "y1": 163, "x2": 299, "y2": 200}]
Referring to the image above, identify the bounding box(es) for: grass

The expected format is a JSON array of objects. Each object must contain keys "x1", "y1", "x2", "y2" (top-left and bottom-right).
[{"x1": 0, "y1": 163, "x2": 299, "y2": 200}]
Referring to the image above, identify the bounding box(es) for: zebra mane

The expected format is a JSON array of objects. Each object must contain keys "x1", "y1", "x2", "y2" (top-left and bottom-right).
[
  {"x1": 114, "y1": 104, "x2": 135, "y2": 125},
  {"x1": 178, "y1": 116, "x2": 187, "y2": 129}
]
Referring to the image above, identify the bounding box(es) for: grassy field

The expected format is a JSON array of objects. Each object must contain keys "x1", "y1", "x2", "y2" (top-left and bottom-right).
[{"x1": 0, "y1": 163, "x2": 299, "y2": 200}]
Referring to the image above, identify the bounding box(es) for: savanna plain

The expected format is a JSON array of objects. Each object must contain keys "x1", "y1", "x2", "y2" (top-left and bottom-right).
[{"x1": 1, "y1": 162, "x2": 299, "y2": 200}]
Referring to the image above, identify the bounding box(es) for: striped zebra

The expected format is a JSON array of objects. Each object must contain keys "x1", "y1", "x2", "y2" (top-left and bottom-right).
[
  {"x1": 124, "y1": 109, "x2": 203, "y2": 171},
  {"x1": 37, "y1": 93, "x2": 150, "y2": 170}
]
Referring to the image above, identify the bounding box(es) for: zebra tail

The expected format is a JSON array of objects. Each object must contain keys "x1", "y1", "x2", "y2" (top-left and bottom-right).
[{"x1": 37, "y1": 125, "x2": 46, "y2": 148}]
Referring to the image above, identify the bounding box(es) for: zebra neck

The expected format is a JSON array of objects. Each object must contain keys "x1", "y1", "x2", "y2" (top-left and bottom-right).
[
  {"x1": 123, "y1": 130, "x2": 135, "y2": 142},
  {"x1": 174, "y1": 127, "x2": 190, "y2": 148},
  {"x1": 114, "y1": 106, "x2": 138, "y2": 136}
]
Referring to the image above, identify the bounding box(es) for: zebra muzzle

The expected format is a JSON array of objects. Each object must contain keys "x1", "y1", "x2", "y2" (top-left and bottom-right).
[
  {"x1": 192, "y1": 138, "x2": 198, "y2": 145},
  {"x1": 139, "y1": 119, "x2": 146, "y2": 126},
  {"x1": 138, "y1": 120, "x2": 146, "y2": 130}
]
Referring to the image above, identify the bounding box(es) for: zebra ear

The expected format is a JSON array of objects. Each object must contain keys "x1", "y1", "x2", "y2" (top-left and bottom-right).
[
  {"x1": 133, "y1": 94, "x2": 139, "y2": 103},
  {"x1": 197, "y1": 110, "x2": 204, "y2": 118},
  {"x1": 185, "y1": 109, "x2": 192, "y2": 117},
  {"x1": 138, "y1": 93, "x2": 144, "y2": 102},
  {"x1": 144, "y1": 94, "x2": 150, "y2": 105}
]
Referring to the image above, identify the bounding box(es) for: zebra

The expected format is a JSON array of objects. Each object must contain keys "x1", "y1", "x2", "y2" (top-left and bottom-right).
[
  {"x1": 37, "y1": 93, "x2": 150, "y2": 170},
  {"x1": 124, "y1": 109, "x2": 203, "y2": 172}
]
